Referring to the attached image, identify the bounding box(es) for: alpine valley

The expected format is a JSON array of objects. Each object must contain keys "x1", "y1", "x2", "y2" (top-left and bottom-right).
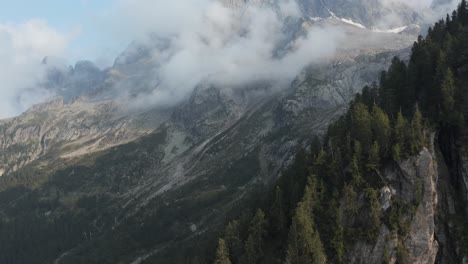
[{"x1": 0, "y1": 1, "x2": 467, "y2": 264}]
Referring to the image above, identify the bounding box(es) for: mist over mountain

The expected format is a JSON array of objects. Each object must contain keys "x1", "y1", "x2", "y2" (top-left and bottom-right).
[
  {"x1": 0, "y1": 1, "x2": 467, "y2": 264},
  {"x1": 30, "y1": 0, "x2": 454, "y2": 114},
  {"x1": 0, "y1": 0, "x2": 457, "y2": 119}
]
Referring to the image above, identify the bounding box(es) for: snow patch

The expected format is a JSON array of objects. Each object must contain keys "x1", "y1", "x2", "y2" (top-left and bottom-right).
[
  {"x1": 373, "y1": 26, "x2": 408, "y2": 34},
  {"x1": 325, "y1": 6, "x2": 337, "y2": 18},
  {"x1": 339, "y1": 18, "x2": 366, "y2": 29}
]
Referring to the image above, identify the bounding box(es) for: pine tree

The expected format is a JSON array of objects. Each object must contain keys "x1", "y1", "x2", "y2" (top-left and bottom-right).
[
  {"x1": 285, "y1": 220, "x2": 300, "y2": 264},
  {"x1": 394, "y1": 111, "x2": 408, "y2": 156},
  {"x1": 284, "y1": 178, "x2": 327, "y2": 264},
  {"x1": 364, "y1": 188, "x2": 381, "y2": 241},
  {"x1": 410, "y1": 109, "x2": 425, "y2": 154},
  {"x1": 371, "y1": 104, "x2": 391, "y2": 155},
  {"x1": 224, "y1": 221, "x2": 243, "y2": 262},
  {"x1": 343, "y1": 183, "x2": 358, "y2": 216},
  {"x1": 351, "y1": 102, "x2": 372, "y2": 151},
  {"x1": 214, "y1": 239, "x2": 232, "y2": 264},
  {"x1": 241, "y1": 209, "x2": 266, "y2": 264},
  {"x1": 381, "y1": 57, "x2": 408, "y2": 114},
  {"x1": 331, "y1": 206, "x2": 344, "y2": 263},
  {"x1": 441, "y1": 68, "x2": 455, "y2": 114},
  {"x1": 251, "y1": 209, "x2": 267, "y2": 242},
  {"x1": 393, "y1": 143, "x2": 401, "y2": 161},
  {"x1": 366, "y1": 141, "x2": 380, "y2": 171},
  {"x1": 458, "y1": 0, "x2": 467, "y2": 25},
  {"x1": 352, "y1": 141, "x2": 364, "y2": 188},
  {"x1": 242, "y1": 235, "x2": 258, "y2": 264},
  {"x1": 271, "y1": 186, "x2": 287, "y2": 234}
]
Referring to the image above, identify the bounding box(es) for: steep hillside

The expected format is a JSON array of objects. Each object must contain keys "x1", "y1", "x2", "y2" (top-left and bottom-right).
[
  {"x1": 212, "y1": 3, "x2": 468, "y2": 264},
  {"x1": 0, "y1": 1, "x2": 458, "y2": 264}
]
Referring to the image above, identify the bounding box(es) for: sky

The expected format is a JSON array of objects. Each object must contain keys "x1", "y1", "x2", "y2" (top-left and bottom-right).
[
  {"x1": 0, "y1": 0, "x2": 124, "y2": 118},
  {"x1": 0, "y1": 0, "x2": 120, "y2": 67}
]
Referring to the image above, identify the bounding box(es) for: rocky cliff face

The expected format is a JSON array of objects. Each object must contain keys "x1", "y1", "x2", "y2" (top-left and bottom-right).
[
  {"x1": 346, "y1": 133, "x2": 468, "y2": 264},
  {"x1": 348, "y1": 146, "x2": 439, "y2": 264},
  {"x1": 0, "y1": 97, "x2": 169, "y2": 177},
  {"x1": 434, "y1": 131, "x2": 468, "y2": 264},
  {"x1": 221, "y1": 0, "x2": 423, "y2": 29}
]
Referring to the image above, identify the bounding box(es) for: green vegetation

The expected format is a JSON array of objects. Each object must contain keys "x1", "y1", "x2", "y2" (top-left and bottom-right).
[
  {"x1": 0, "y1": 2, "x2": 468, "y2": 263},
  {"x1": 212, "y1": 2, "x2": 468, "y2": 263},
  {"x1": 214, "y1": 239, "x2": 232, "y2": 264}
]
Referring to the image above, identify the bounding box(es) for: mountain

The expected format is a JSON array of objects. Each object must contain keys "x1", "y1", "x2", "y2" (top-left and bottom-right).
[
  {"x1": 222, "y1": 0, "x2": 423, "y2": 29},
  {"x1": 212, "y1": 4, "x2": 468, "y2": 264},
  {"x1": 0, "y1": 1, "x2": 466, "y2": 264}
]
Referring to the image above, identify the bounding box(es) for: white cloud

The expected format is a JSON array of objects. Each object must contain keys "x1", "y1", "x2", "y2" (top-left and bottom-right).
[
  {"x1": 105, "y1": 0, "x2": 344, "y2": 108},
  {"x1": 378, "y1": 0, "x2": 459, "y2": 28},
  {"x1": 0, "y1": 19, "x2": 69, "y2": 118}
]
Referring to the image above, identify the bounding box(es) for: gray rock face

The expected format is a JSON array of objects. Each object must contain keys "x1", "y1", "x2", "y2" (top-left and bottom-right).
[
  {"x1": 460, "y1": 155, "x2": 468, "y2": 214},
  {"x1": 42, "y1": 60, "x2": 106, "y2": 102},
  {"x1": 349, "y1": 147, "x2": 439, "y2": 264},
  {"x1": 0, "y1": 97, "x2": 169, "y2": 177},
  {"x1": 402, "y1": 149, "x2": 439, "y2": 264},
  {"x1": 221, "y1": 0, "x2": 423, "y2": 28}
]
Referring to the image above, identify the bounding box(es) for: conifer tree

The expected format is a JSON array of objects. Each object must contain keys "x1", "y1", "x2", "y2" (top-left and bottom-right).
[
  {"x1": 241, "y1": 209, "x2": 267, "y2": 264},
  {"x1": 284, "y1": 181, "x2": 327, "y2": 264},
  {"x1": 394, "y1": 111, "x2": 408, "y2": 156},
  {"x1": 352, "y1": 141, "x2": 364, "y2": 188},
  {"x1": 410, "y1": 109, "x2": 425, "y2": 154},
  {"x1": 242, "y1": 235, "x2": 258, "y2": 264},
  {"x1": 214, "y1": 239, "x2": 232, "y2": 264},
  {"x1": 224, "y1": 221, "x2": 243, "y2": 262},
  {"x1": 459, "y1": 0, "x2": 467, "y2": 25},
  {"x1": 381, "y1": 57, "x2": 408, "y2": 114},
  {"x1": 365, "y1": 188, "x2": 381, "y2": 241},
  {"x1": 271, "y1": 186, "x2": 287, "y2": 234},
  {"x1": 343, "y1": 183, "x2": 358, "y2": 216},
  {"x1": 351, "y1": 103, "x2": 372, "y2": 150},
  {"x1": 367, "y1": 141, "x2": 381, "y2": 171},
  {"x1": 331, "y1": 206, "x2": 344, "y2": 263},
  {"x1": 371, "y1": 104, "x2": 391, "y2": 155},
  {"x1": 393, "y1": 143, "x2": 401, "y2": 161},
  {"x1": 441, "y1": 68, "x2": 455, "y2": 114}
]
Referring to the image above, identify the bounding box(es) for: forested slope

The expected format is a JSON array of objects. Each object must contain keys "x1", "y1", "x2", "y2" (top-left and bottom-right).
[{"x1": 213, "y1": 2, "x2": 468, "y2": 263}]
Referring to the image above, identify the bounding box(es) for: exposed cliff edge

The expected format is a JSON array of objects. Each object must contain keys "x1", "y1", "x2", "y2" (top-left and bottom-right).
[{"x1": 348, "y1": 145, "x2": 439, "y2": 263}]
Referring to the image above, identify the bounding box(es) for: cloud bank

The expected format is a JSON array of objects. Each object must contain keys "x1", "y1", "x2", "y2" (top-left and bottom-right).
[
  {"x1": 378, "y1": 0, "x2": 460, "y2": 28},
  {"x1": 0, "y1": 0, "x2": 461, "y2": 118},
  {"x1": 0, "y1": 20, "x2": 69, "y2": 118},
  {"x1": 105, "y1": 0, "x2": 344, "y2": 108}
]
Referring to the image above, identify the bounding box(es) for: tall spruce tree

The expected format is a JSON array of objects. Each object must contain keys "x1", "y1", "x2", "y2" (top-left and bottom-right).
[
  {"x1": 331, "y1": 206, "x2": 344, "y2": 263},
  {"x1": 364, "y1": 188, "x2": 381, "y2": 241},
  {"x1": 285, "y1": 177, "x2": 327, "y2": 264},
  {"x1": 351, "y1": 103, "x2": 372, "y2": 151},
  {"x1": 395, "y1": 111, "x2": 408, "y2": 156},
  {"x1": 441, "y1": 68, "x2": 456, "y2": 114},
  {"x1": 271, "y1": 186, "x2": 287, "y2": 234},
  {"x1": 367, "y1": 141, "x2": 381, "y2": 171},
  {"x1": 214, "y1": 239, "x2": 232, "y2": 264},
  {"x1": 410, "y1": 109, "x2": 425, "y2": 154},
  {"x1": 371, "y1": 104, "x2": 391, "y2": 155},
  {"x1": 224, "y1": 221, "x2": 243, "y2": 262}
]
